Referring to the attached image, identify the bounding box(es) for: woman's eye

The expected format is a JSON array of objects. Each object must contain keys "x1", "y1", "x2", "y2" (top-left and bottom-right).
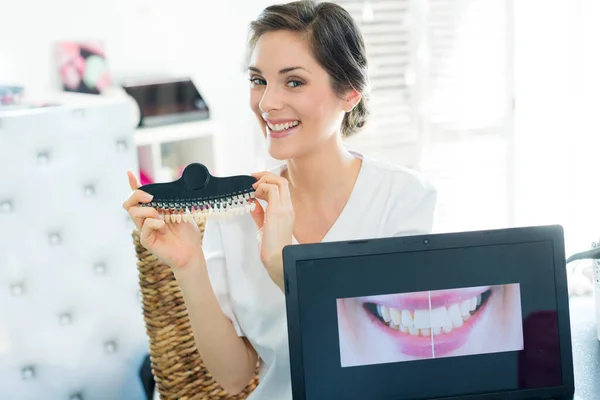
[
  {"x1": 287, "y1": 80, "x2": 303, "y2": 88},
  {"x1": 250, "y1": 77, "x2": 266, "y2": 86}
]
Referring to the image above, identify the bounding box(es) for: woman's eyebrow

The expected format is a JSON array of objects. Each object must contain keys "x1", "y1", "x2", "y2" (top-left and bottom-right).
[{"x1": 247, "y1": 66, "x2": 311, "y2": 74}]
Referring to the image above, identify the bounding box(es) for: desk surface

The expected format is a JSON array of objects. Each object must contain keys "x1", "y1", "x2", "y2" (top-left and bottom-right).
[{"x1": 569, "y1": 294, "x2": 599, "y2": 400}]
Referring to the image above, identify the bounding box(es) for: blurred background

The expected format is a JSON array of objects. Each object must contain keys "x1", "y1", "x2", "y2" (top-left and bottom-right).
[{"x1": 0, "y1": 0, "x2": 598, "y2": 399}]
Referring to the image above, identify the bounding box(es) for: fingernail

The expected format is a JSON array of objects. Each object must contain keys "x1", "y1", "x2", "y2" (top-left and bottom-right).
[{"x1": 143, "y1": 192, "x2": 153, "y2": 201}]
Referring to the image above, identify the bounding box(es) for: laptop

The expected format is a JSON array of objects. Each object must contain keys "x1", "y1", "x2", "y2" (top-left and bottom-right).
[{"x1": 283, "y1": 225, "x2": 577, "y2": 400}]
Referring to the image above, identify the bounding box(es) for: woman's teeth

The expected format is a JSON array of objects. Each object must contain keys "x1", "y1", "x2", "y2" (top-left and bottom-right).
[
  {"x1": 375, "y1": 294, "x2": 483, "y2": 337},
  {"x1": 268, "y1": 120, "x2": 299, "y2": 132}
]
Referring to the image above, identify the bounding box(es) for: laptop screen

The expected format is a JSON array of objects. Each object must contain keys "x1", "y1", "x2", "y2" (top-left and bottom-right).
[{"x1": 292, "y1": 239, "x2": 567, "y2": 399}]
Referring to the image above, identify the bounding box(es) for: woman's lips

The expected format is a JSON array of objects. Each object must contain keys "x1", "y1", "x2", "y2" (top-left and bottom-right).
[
  {"x1": 363, "y1": 288, "x2": 492, "y2": 358},
  {"x1": 266, "y1": 120, "x2": 300, "y2": 139},
  {"x1": 364, "y1": 286, "x2": 490, "y2": 310}
]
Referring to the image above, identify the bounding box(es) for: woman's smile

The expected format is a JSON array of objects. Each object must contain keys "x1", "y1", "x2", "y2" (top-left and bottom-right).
[
  {"x1": 265, "y1": 118, "x2": 302, "y2": 139},
  {"x1": 361, "y1": 287, "x2": 493, "y2": 358}
]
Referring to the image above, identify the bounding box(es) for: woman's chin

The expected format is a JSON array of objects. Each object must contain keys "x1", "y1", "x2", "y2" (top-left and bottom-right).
[
  {"x1": 266, "y1": 150, "x2": 289, "y2": 161},
  {"x1": 266, "y1": 144, "x2": 302, "y2": 161}
]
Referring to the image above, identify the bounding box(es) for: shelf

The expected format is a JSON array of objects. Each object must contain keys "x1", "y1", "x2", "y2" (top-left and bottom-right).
[
  {"x1": 133, "y1": 118, "x2": 216, "y2": 183},
  {"x1": 133, "y1": 119, "x2": 212, "y2": 146}
]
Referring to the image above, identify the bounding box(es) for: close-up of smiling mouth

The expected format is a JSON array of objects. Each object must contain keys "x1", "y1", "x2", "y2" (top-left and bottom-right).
[
  {"x1": 265, "y1": 119, "x2": 301, "y2": 138},
  {"x1": 363, "y1": 287, "x2": 493, "y2": 358}
]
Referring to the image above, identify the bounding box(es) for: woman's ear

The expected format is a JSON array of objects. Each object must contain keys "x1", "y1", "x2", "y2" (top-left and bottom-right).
[{"x1": 343, "y1": 89, "x2": 362, "y2": 112}]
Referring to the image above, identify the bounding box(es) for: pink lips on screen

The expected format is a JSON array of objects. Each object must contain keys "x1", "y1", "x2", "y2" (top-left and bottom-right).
[{"x1": 362, "y1": 286, "x2": 492, "y2": 358}]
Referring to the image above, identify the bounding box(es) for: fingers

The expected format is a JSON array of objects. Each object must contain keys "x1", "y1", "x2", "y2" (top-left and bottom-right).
[
  {"x1": 123, "y1": 171, "x2": 152, "y2": 211},
  {"x1": 250, "y1": 171, "x2": 269, "y2": 180},
  {"x1": 250, "y1": 199, "x2": 265, "y2": 230},
  {"x1": 127, "y1": 170, "x2": 141, "y2": 191},
  {"x1": 129, "y1": 206, "x2": 162, "y2": 230},
  {"x1": 251, "y1": 171, "x2": 291, "y2": 206},
  {"x1": 122, "y1": 189, "x2": 153, "y2": 211},
  {"x1": 140, "y1": 217, "x2": 165, "y2": 247},
  {"x1": 253, "y1": 182, "x2": 281, "y2": 205}
]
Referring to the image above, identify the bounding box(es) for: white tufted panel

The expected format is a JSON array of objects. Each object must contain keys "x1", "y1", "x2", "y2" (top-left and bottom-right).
[{"x1": 0, "y1": 94, "x2": 148, "y2": 400}]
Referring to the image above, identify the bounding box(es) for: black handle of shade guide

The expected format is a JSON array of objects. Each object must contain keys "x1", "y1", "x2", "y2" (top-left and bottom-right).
[{"x1": 138, "y1": 163, "x2": 258, "y2": 205}]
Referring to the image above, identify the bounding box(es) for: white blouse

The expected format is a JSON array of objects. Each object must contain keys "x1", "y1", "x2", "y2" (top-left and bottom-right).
[{"x1": 201, "y1": 152, "x2": 437, "y2": 400}]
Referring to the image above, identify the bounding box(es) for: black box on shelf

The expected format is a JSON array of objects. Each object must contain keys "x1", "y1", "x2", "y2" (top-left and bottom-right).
[{"x1": 122, "y1": 77, "x2": 210, "y2": 128}]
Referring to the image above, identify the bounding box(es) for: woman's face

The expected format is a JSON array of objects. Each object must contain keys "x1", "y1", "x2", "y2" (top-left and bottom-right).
[
  {"x1": 336, "y1": 284, "x2": 524, "y2": 367},
  {"x1": 247, "y1": 30, "x2": 351, "y2": 160}
]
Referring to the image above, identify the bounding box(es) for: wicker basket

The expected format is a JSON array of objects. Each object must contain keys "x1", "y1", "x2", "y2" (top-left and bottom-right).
[{"x1": 132, "y1": 222, "x2": 259, "y2": 399}]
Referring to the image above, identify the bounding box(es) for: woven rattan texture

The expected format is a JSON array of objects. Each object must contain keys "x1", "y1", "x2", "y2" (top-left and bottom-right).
[{"x1": 132, "y1": 222, "x2": 259, "y2": 399}]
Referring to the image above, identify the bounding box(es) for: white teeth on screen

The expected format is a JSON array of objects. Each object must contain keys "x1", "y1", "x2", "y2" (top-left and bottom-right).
[
  {"x1": 375, "y1": 294, "x2": 485, "y2": 336},
  {"x1": 401, "y1": 309, "x2": 413, "y2": 328},
  {"x1": 390, "y1": 308, "x2": 401, "y2": 326},
  {"x1": 460, "y1": 299, "x2": 471, "y2": 316},
  {"x1": 470, "y1": 297, "x2": 477, "y2": 311},
  {"x1": 413, "y1": 309, "x2": 430, "y2": 329},
  {"x1": 377, "y1": 304, "x2": 391, "y2": 323},
  {"x1": 448, "y1": 304, "x2": 464, "y2": 328}
]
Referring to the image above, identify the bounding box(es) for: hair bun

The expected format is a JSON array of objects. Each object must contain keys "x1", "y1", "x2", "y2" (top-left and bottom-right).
[{"x1": 342, "y1": 98, "x2": 369, "y2": 137}]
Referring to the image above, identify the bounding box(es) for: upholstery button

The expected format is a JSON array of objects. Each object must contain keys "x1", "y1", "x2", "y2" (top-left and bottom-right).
[
  {"x1": 104, "y1": 340, "x2": 117, "y2": 354},
  {"x1": 48, "y1": 232, "x2": 61, "y2": 246},
  {"x1": 94, "y1": 262, "x2": 107, "y2": 275},
  {"x1": 116, "y1": 139, "x2": 128, "y2": 152},
  {"x1": 59, "y1": 312, "x2": 72, "y2": 326},
  {"x1": 70, "y1": 392, "x2": 83, "y2": 400},
  {"x1": 36, "y1": 151, "x2": 50, "y2": 164},
  {"x1": 21, "y1": 366, "x2": 35, "y2": 380},
  {"x1": 10, "y1": 282, "x2": 24, "y2": 296},
  {"x1": 83, "y1": 184, "x2": 95, "y2": 197},
  {"x1": 0, "y1": 200, "x2": 13, "y2": 213}
]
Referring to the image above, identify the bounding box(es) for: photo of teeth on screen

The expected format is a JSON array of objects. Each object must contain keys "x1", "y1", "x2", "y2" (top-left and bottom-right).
[{"x1": 336, "y1": 284, "x2": 524, "y2": 367}]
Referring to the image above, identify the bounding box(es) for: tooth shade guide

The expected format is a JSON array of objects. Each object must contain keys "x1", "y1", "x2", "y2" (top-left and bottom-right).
[
  {"x1": 156, "y1": 198, "x2": 257, "y2": 223},
  {"x1": 136, "y1": 162, "x2": 259, "y2": 222}
]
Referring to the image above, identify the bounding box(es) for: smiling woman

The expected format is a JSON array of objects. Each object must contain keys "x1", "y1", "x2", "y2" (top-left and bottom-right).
[
  {"x1": 245, "y1": 3, "x2": 370, "y2": 161},
  {"x1": 124, "y1": 1, "x2": 438, "y2": 399}
]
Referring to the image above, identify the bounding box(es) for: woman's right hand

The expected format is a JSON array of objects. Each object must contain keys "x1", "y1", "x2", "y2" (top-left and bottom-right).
[{"x1": 122, "y1": 171, "x2": 204, "y2": 271}]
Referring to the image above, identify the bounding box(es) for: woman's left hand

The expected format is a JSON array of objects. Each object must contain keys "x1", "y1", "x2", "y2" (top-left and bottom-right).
[{"x1": 250, "y1": 171, "x2": 295, "y2": 291}]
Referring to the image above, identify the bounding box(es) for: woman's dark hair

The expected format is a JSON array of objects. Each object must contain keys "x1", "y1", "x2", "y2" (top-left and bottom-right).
[{"x1": 247, "y1": 0, "x2": 370, "y2": 137}]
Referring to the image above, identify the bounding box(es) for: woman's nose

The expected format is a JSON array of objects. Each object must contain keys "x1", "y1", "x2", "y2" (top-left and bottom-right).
[{"x1": 258, "y1": 85, "x2": 283, "y2": 113}]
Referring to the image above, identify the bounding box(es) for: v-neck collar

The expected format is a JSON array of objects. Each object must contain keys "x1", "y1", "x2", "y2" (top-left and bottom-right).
[{"x1": 284, "y1": 151, "x2": 368, "y2": 245}]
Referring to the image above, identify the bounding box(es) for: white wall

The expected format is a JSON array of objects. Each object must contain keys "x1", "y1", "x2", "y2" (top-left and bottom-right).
[{"x1": 0, "y1": 0, "x2": 276, "y2": 175}]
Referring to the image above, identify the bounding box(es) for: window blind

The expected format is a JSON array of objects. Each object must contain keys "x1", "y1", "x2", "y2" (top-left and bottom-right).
[
  {"x1": 332, "y1": 0, "x2": 514, "y2": 231},
  {"x1": 331, "y1": 0, "x2": 423, "y2": 168}
]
